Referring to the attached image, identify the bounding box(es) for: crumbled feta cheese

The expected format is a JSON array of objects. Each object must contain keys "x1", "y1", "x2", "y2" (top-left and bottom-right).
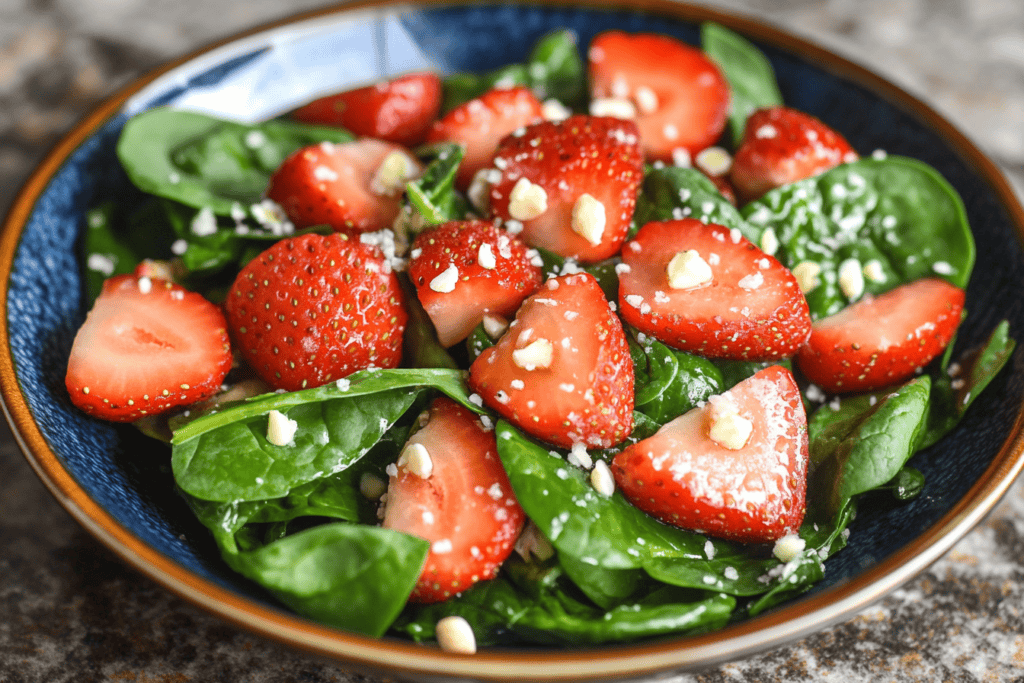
[
  {"x1": 482, "y1": 314, "x2": 509, "y2": 339},
  {"x1": 838, "y1": 258, "x2": 865, "y2": 300},
  {"x1": 477, "y1": 242, "x2": 497, "y2": 269},
  {"x1": 738, "y1": 271, "x2": 764, "y2": 291},
  {"x1": 707, "y1": 395, "x2": 752, "y2": 450},
  {"x1": 371, "y1": 150, "x2": 418, "y2": 196},
  {"x1": 590, "y1": 460, "x2": 616, "y2": 497},
  {"x1": 398, "y1": 442, "x2": 433, "y2": 478},
  {"x1": 792, "y1": 261, "x2": 822, "y2": 293},
  {"x1": 508, "y1": 178, "x2": 548, "y2": 220},
  {"x1": 862, "y1": 259, "x2": 886, "y2": 283},
  {"x1": 266, "y1": 409, "x2": 298, "y2": 446},
  {"x1": 932, "y1": 261, "x2": 954, "y2": 275},
  {"x1": 634, "y1": 86, "x2": 658, "y2": 114},
  {"x1": 541, "y1": 98, "x2": 572, "y2": 122},
  {"x1": 467, "y1": 168, "x2": 501, "y2": 213},
  {"x1": 773, "y1": 534, "x2": 806, "y2": 562},
  {"x1": 667, "y1": 250, "x2": 713, "y2": 290},
  {"x1": 87, "y1": 253, "x2": 116, "y2": 275},
  {"x1": 589, "y1": 96, "x2": 637, "y2": 119},
  {"x1": 695, "y1": 146, "x2": 732, "y2": 176},
  {"x1": 137, "y1": 276, "x2": 152, "y2": 294},
  {"x1": 512, "y1": 338, "x2": 554, "y2": 370},
  {"x1": 759, "y1": 228, "x2": 779, "y2": 256},
  {"x1": 568, "y1": 442, "x2": 593, "y2": 470},
  {"x1": 429, "y1": 264, "x2": 459, "y2": 293},
  {"x1": 571, "y1": 194, "x2": 606, "y2": 245},
  {"x1": 672, "y1": 147, "x2": 691, "y2": 168},
  {"x1": 191, "y1": 206, "x2": 218, "y2": 237}
]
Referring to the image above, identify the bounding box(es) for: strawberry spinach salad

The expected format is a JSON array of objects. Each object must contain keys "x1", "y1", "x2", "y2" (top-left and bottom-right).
[{"x1": 68, "y1": 23, "x2": 1015, "y2": 650}]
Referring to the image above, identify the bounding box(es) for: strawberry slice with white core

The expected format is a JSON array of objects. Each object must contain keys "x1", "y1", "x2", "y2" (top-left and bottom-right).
[
  {"x1": 612, "y1": 365, "x2": 808, "y2": 544},
  {"x1": 468, "y1": 272, "x2": 634, "y2": 449},
  {"x1": 796, "y1": 277, "x2": 965, "y2": 394},
  {"x1": 382, "y1": 397, "x2": 525, "y2": 603},
  {"x1": 426, "y1": 86, "x2": 544, "y2": 190},
  {"x1": 618, "y1": 218, "x2": 811, "y2": 360},
  {"x1": 65, "y1": 275, "x2": 232, "y2": 422},
  {"x1": 488, "y1": 115, "x2": 644, "y2": 263},
  {"x1": 266, "y1": 138, "x2": 422, "y2": 233},
  {"x1": 408, "y1": 220, "x2": 543, "y2": 347},
  {"x1": 588, "y1": 31, "x2": 730, "y2": 162}
]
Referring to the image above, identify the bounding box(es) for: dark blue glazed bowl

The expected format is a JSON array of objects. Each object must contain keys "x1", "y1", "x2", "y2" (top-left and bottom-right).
[{"x1": 3, "y1": 1, "x2": 1023, "y2": 680}]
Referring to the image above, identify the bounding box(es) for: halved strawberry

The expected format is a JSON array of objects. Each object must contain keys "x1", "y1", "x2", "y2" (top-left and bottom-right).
[
  {"x1": 588, "y1": 31, "x2": 730, "y2": 162},
  {"x1": 425, "y1": 86, "x2": 543, "y2": 190},
  {"x1": 730, "y1": 106, "x2": 858, "y2": 204},
  {"x1": 408, "y1": 220, "x2": 543, "y2": 347},
  {"x1": 487, "y1": 115, "x2": 644, "y2": 263},
  {"x1": 795, "y1": 278, "x2": 965, "y2": 394},
  {"x1": 266, "y1": 138, "x2": 423, "y2": 233},
  {"x1": 612, "y1": 365, "x2": 808, "y2": 544},
  {"x1": 291, "y1": 72, "x2": 442, "y2": 147},
  {"x1": 65, "y1": 275, "x2": 232, "y2": 422},
  {"x1": 618, "y1": 218, "x2": 811, "y2": 360},
  {"x1": 382, "y1": 397, "x2": 525, "y2": 603},
  {"x1": 468, "y1": 272, "x2": 634, "y2": 449},
  {"x1": 224, "y1": 232, "x2": 407, "y2": 391}
]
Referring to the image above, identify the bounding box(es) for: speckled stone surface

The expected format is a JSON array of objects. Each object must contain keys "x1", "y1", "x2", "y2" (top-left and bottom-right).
[{"x1": 2, "y1": 1, "x2": 1024, "y2": 681}]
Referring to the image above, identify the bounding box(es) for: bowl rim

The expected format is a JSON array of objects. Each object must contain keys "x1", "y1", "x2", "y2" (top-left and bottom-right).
[{"x1": 3, "y1": 0, "x2": 1024, "y2": 679}]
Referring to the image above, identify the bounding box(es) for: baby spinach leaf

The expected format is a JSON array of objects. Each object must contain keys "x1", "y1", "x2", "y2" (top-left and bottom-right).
[
  {"x1": 172, "y1": 368, "x2": 477, "y2": 502},
  {"x1": 117, "y1": 108, "x2": 352, "y2": 216},
  {"x1": 742, "y1": 157, "x2": 975, "y2": 319},
  {"x1": 701, "y1": 22, "x2": 783, "y2": 147},
  {"x1": 223, "y1": 522, "x2": 428, "y2": 637},
  {"x1": 466, "y1": 322, "x2": 496, "y2": 362},
  {"x1": 629, "y1": 332, "x2": 723, "y2": 424},
  {"x1": 808, "y1": 376, "x2": 931, "y2": 517},
  {"x1": 559, "y1": 554, "x2": 645, "y2": 609},
  {"x1": 404, "y1": 143, "x2": 467, "y2": 227},
  {"x1": 632, "y1": 167, "x2": 745, "y2": 236},
  {"x1": 397, "y1": 274, "x2": 460, "y2": 370},
  {"x1": 918, "y1": 320, "x2": 1015, "y2": 449},
  {"x1": 441, "y1": 29, "x2": 585, "y2": 112},
  {"x1": 81, "y1": 203, "x2": 145, "y2": 303}
]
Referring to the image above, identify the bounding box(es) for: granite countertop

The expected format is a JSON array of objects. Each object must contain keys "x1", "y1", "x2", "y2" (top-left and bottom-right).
[{"x1": 2, "y1": 0, "x2": 1024, "y2": 681}]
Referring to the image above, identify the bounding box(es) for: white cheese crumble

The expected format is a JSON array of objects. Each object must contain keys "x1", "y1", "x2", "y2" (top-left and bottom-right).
[
  {"x1": 429, "y1": 264, "x2": 459, "y2": 293},
  {"x1": 773, "y1": 534, "x2": 806, "y2": 562},
  {"x1": 191, "y1": 206, "x2": 218, "y2": 237},
  {"x1": 590, "y1": 460, "x2": 616, "y2": 497},
  {"x1": 398, "y1": 442, "x2": 433, "y2": 479},
  {"x1": 482, "y1": 314, "x2": 509, "y2": 339},
  {"x1": 633, "y1": 86, "x2": 658, "y2": 114},
  {"x1": 371, "y1": 150, "x2": 418, "y2": 196},
  {"x1": 838, "y1": 258, "x2": 865, "y2": 300},
  {"x1": 512, "y1": 339, "x2": 554, "y2": 370},
  {"x1": 792, "y1": 261, "x2": 822, "y2": 293},
  {"x1": 541, "y1": 98, "x2": 572, "y2": 122},
  {"x1": 571, "y1": 194, "x2": 606, "y2": 245},
  {"x1": 477, "y1": 242, "x2": 497, "y2": 269},
  {"x1": 266, "y1": 409, "x2": 298, "y2": 446},
  {"x1": 672, "y1": 147, "x2": 692, "y2": 168},
  {"x1": 667, "y1": 250, "x2": 713, "y2": 290},
  {"x1": 508, "y1": 177, "x2": 549, "y2": 220},
  {"x1": 862, "y1": 259, "x2": 886, "y2": 283},
  {"x1": 737, "y1": 271, "x2": 764, "y2": 291},
  {"x1": 589, "y1": 96, "x2": 637, "y2": 119},
  {"x1": 707, "y1": 395, "x2": 752, "y2": 450},
  {"x1": 759, "y1": 228, "x2": 780, "y2": 256},
  {"x1": 695, "y1": 146, "x2": 732, "y2": 176},
  {"x1": 467, "y1": 168, "x2": 501, "y2": 213}
]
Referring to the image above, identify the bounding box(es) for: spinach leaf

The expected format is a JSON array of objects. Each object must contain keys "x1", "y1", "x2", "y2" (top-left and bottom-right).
[
  {"x1": 629, "y1": 331, "x2": 723, "y2": 424},
  {"x1": 82, "y1": 202, "x2": 146, "y2": 303},
  {"x1": 632, "y1": 167, "x2": 745, "y2": 236},
  {"x1": 742, "y1": 157, "x2": 975, "y2": 319},
  {"x1": 466, "y1": 322, "x2": 496, "y2": 362},
  {"x1": 808, "y1": 376, "x2": 931, "y2": 516},
  {"x1": 441, "y1": 29, "x2": 585, "y2": 112},
  {"x1": 223, "y1": 522, "x2": 428, "y2": 637},
  {"x1": 397, "y1": 274, "x2": 460, "y2": 370},
  {"x1": 701, "y1": 22, "x2": 783, "y2": 147},
  {"x1": 403, "y1": 143, "x2": 468, "y2": 228},
  {"x1": 558, "y1": 554, "x2": 645, "y2": 609},
  {"x1": 395, "y1": 572, "x2": 734, "y2": 645},
  {"x1": 917, "y1": 320, "x2": 1016, "y2": 449},
  {"x1": 117, "y1": 108, "x2": 352, "y2": 216},
  {"x1": 172, "y1": 368, "x2": 477, "y2": 502}
]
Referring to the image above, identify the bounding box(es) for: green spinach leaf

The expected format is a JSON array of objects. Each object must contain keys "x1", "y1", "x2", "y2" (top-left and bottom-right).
[
  {"x1": 632, "y1": 167, "x2": 745, "y2": 236},
  {"x1": 701, "y1": 22, "x2": 783, "y2": 147},
  {"x1": 117, "y1": 108, "x2": 352, "y2": 216},
  {"x1": 742, "y1": 157, "x2": 975, "y2": 319},
  {"x1": 629, "y1": 331, "x2": 723, "y2": 424}
]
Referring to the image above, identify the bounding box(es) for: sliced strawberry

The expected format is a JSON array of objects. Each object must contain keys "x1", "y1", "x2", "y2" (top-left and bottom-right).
[
  {"x1": 382, "y1": 397, "x2": 525, "y2": 603},
  {"x1": 408, "y1": 220, "x2": 543, "y2": 347},
  {"x1": 487, "y1": 115, "x2": 644, "y2": 263},
  {"x1": 266, "y1": 138, "x2": 422, "y2": 233},
  {"x1": 612, "y1": 365, "x2": 808, "y2": 544},
  {"x1": 291, "y1": 72, "x2": 442, "y2": 147},
  {"x1": 618, "y1": 218, "x2": 811, "y2": 360},
  {"x1": 224, "y1": 232, "x2": 407, "y2": 391},
  {"x1": 795, "y1": 278, "x2": 965, "y2": 394},
  {"x1": 65, "y1": 275, "x2": 232, "y2": 422},
  {"x1": 468, "y1": 272, "x2": 634, "y2": 449},
  {"x1": 588, "y1": 31, "x2": 730, "y2": 162},
  {"x1": 730, "y1": 106, "x2": 858, "y2": 204},
  {"x1": 425, "y1": 86, "x2": 543, "y2": 190}
]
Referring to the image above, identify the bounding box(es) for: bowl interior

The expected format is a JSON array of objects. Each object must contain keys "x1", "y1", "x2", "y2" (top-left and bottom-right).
[{"x1": 6, "y1": 0, "x2": 1024, "y2": 673}]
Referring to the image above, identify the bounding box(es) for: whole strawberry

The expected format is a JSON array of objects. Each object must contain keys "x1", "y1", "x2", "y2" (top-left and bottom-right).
[{"x1": 225, "y1": 233, "x2": 407, "y2": 391}]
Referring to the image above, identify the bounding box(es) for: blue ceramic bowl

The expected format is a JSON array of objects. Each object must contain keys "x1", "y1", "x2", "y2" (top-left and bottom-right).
[{"x1": 3, "y1": 1, "x2": 1024, "y2": 680}]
